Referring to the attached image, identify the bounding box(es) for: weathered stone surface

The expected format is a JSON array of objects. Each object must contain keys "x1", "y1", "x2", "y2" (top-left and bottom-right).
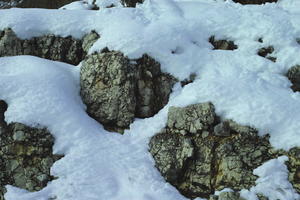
[
  {"x1": 0, "y1": 0, "x2": 77, "y2": 9},
  {"x1": 286, "y1": 147, "x2": 300, "y2": 193},
  {"x1": 232, "y1": 0, "x2": 277, "y2": 4},
  {"x1": 209, "y1": 36, "x2": 238, "y2": 51},
  {"x1": 80, "y1": 51, "x2": 137, "y2": 131},
  {"x1": 0, "y1": 28, "x2": 99, "y2": 65},
  {"x1": 257, "y1": 46, "x2": 276, "y2": 62},
  {"x1": 209, "y1": 191, "x2": 245, "y2": 200},
  {"x1": 286, "y1": 65, "x2": 300, "y2": 92},
  {"x1": 80, "y1": 51, "x2": 176, "y2": 132},
  {"x1": 120, "y1": 0, "x2": 143, "y2": 7},
  {"x1": 149, "y1": 103, "x2": 275, "y2": 199},
  {"x1": 0, "y1": 100, "x2": 62, "y2": 199}
]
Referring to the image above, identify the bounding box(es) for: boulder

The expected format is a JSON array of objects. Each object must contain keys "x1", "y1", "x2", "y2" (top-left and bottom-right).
[
  {"x1": 80, "y1": 51, "x2": 176, "y2": 132},
  {"x1": 0, "y1": 100, "x2": 62, "y2": 199},
  {"x1": 149, "y1": 103, "x2": 275, "y2": 198}
]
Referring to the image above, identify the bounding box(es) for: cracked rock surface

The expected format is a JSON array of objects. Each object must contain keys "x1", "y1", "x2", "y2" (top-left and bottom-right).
[
  {"x1": 149, "y1": 102, "x2": 275, "y2": 198},
  {"x1": 0, "y1": 28, "x2": 99, "y2": 65},
  {"x1": 0, "y1": 100, "x2": 62, "y2": 200},
  {"x1": 80, "y1": 51, "x2": 176, "y2": 132}
]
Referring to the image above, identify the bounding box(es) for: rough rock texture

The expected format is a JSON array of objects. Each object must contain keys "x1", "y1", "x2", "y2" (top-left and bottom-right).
[
  {"x1": 209, "y1": 36, "x2": 238, "y2": 50},
  {"x1": 0, "y1": 28, "x2": 99, "y2": 65},
  {"x1": 209, "y1": 191, "x2": 245, "y2": 200},
  {"x1": 121, "y1": 0, "x2": 143, "y2": 7},
  {"x1": 80, "y1": 51, "x2": 176, "y2": 132},
  {"x1": 257, "y1": 46, "x2": 276, "y2": 62},
  {"x1": 286, "y1": 147, "x2": 300, "y2": 193},
  {"x1": 232, "y1": 0, "x2": 277, "y2": 4},
  {"x1": 0, "y1": 0, "x2": 77, "y2": 9},
  {"x1": 149, "y1": 103, "x2": 275, "y2": 198},
  {"x1": 0, "y1": 100, "x2": 62, "y2": 200},
  {"x1": 286, "y1": 65, "x2": 300, "y2": 92}
]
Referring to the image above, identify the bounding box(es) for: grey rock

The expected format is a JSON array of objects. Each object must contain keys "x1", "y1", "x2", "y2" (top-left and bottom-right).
[
  {"x1": 80, "y1": 51, "x2": 176, "y2": 132},
  {"x1": 120, "y1": 0, "x2": 143, "y2": 7},
  {"x1": 286, "y1": 65, "x2": 300, "y2": 92},
  {"x1": 0, "y1": 100, "x2": 63, "y2": 199},
  {"x1": 218, "y1": 191, "x2": 245, "y2": 200},
  {"x1": 0, "y1": 0, "x2": 77, "y2": 9},
  {"x1": 0, "y1": 28, "x2": 99, "y2": 65},
  {"x1": 209, "y1": 36, "x2": 238, "y2": 51},
  {"x1": 149, "y1": 102, "x2": 275, "y2": 199},
  {"x1": 257, "y1": 46, "x2": 276, "y2": 62}
]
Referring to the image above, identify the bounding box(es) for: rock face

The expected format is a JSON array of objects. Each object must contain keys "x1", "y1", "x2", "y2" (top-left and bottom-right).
[
  {"x1": 0, "y1": 28, "x2": 99, "y2": 65},
  {"x1": 0, "y1": 100, "x2": 62, "y2": 200},
  {"x1": 232, "y1": 0, "x2": 277, "y2": 4},
  {"x1": 0, "y1": 0, "x2": 77, "y2": 9},
  {"x1": 80, "y1": 51, "x2": 176, "y2": 132},
  {"x1": 209, "y1": 36, "x2": 238, "y2": 50},
  {"x1": 149, "y1": 103, "x2": 274, "y2": 198},
  {"x1": 286, "y1": 65, "x2": 300, "y2": 92},
  {"x1": 121, "y1": 0, "x2": 143, "y2": 7}
]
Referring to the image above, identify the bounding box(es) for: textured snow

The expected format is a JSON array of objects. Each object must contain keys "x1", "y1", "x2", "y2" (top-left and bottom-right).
[{"x1": 1, "y1": 0, "x2": 300, "y2": 199}]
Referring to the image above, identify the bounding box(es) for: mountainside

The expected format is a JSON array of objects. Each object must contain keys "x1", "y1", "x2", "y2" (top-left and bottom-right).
[{"x1": 1, "y1": 0, "x2": 300, "y2": 200}]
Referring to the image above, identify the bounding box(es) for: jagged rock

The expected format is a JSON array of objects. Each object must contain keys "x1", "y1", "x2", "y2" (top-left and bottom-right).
[
  {"x1": 209, "y1": 191, "x2": 245, "y2": 200},
  {"x1": 80, "y1": 51, "x2": 137, "y2": 131},
  {"x1": 120, "y1": 0, "x2": 143, "y2": 7},
  {"x1": 149, "y1": 103, "x2": 274, "y2": 199},
  {"x1": 0, "y1": 100, "x2": 62, "y2": 199},
  {"x1": 80, "y1": 51, "x2": 176, "y2": 132},
  {"x1": 209, "y1": 36, "x2": 238, "y2": 50},
  {"x1": 286, "y1": 65, "x2": 300, "y2": 92},
  {"x1": 0, "y1": 28, "x2": 99, "y2": 65},
  {"x1": 257, "y1": 46, "x2": 276, "y2": 62},
  {"x1": 0, "y1": 0, "x2": 77, "y2": 9},
  {"x1": 286, "y1": 147, "x2": 300, "y2": 193}
]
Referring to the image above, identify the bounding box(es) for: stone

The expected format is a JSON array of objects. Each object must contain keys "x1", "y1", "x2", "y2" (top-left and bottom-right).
[
  {"x1": 149, "y1": 102, "x2": 275, "y2": 199},
  {"x1": 218, "y1": 191, "x2": 245, "y2": 200},
  {"x1": 209, "y1": 36, "x2": 238, "y2": 50},
  {"x1": 0, "y1": 0, "x2": 77, "y2": 9},
  {"x1": 0, "y1": 100, "x2": 63, "y2": 199},
  {"x1": 80, "y1": 51, "x2": 176, "y2": 132},
  {"x1": 286, "y1": 147, "x2": 300, "y2": 193},
  {"x1": 0, "y1": 28, "x2": 99, "y2": 65},
  {"x1": 232, "y1": 0, "x2": 277, "y2": 4},
  {"x1": 257, "y1": 46, "x2": 276, "y2": 62},
  {"x1": 286, "y1": 65, "x2": 300, "y2": 92},
  {"x1": 120, "y1": 0, "x2": 143, "y2": 7}
]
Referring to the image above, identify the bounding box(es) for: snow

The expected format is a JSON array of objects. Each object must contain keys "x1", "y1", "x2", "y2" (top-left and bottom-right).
[
  {"x1": 1, "y1": 0, "x2": 300, "y2": 199},
  {"x1": 240, "y1": 156, "x2": 300, "y2": 200}
]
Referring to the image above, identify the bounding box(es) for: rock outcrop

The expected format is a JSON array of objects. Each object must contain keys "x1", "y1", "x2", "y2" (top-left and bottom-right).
[
  {"x1": 286, "y1": 65, "x2": 300, "y2": 92},
  {"x1": 0, "y1": 28, "x2": 99, "y2": 65},
  {"x1": 232, "y1": 0, "x2": 277, "y2": 4},
  {"x1": 0, "y1": 100, "x2": 62, "y2": 200},
  {"x1": 0, "y1": 0, "x2": 77, "y2": 9},
  {"x1": 80, "y1": 51, "x2": 176, "y2": 132},
  {"x1": 209, "y1": 36, "x2": 238, "y2": 51},
  {"x1": 149, "y1": 103, "x2": 275, "y2": 199}
]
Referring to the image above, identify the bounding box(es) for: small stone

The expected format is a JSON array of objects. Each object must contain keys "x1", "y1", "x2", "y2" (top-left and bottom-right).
[
  {"x1": 12, "y1": 130, "x2": 26, "y2": 141},
  {"x1": 214, "y1": 121, "x2": 231, "y2": 137}
]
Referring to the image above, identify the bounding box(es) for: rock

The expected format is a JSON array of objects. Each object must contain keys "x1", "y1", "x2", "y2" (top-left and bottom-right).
[
  {"x1": 257, "y1": 46, "x2": 276, "y2": 62},
  {"x1": 286, "y1": 65, "x2": 300, "y2": 92},
  {"x1": 80, "y1": 51, "x2": 137, "y2": 131},
  {"x1": 80, "y1": 51, "x2": 176, "y2": 132},
  {"x1": 149, "y1": 103, "x2": 275, "y2": 199},
  {"x1": 120, "y1": 0, "x2": 143, "y2": 7},
  {"x1": 218, "y1": 191, "x2": 245, "y2": 200},
  {"x1": 286, "y1": 147, "x2": 300, "y2": 193},
  {"x1": 209, "y1": 36, "x2": 238, "y2": 50},
  {"x1": 0, "y1": 28, "x2": 99, "y2": 65},
  {"x1": 181, "y1": 73, "x2": 196, "y2": 87},
  {"x1": 232, "y1": 0, "x2": 277, "y2": 4},
  {"x1": 0, "y1": 100, "x2": 63, "y2": 199},
  {"x1": 0, "y1": 0, "x2": 77, "y2": 9}
]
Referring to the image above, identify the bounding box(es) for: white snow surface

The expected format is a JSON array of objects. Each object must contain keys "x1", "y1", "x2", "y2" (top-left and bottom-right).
[{"x1": 1, "y1": 0, "x2": 300, "y2": 199}]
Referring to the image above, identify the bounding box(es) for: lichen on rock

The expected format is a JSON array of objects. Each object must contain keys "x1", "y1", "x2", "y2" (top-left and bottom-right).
[
  {"x1": 149, "y1": 102, "x2": 275, "y2": 199},
  {"x1": 0, "y1": 28, "x2": 99, "y2": 65},
  {"x1": 80, "y1": 51, "x2": 176, "y2": 132},
  {"x1": 0, "y1": 100, "x2": 62, "y2": 199}
]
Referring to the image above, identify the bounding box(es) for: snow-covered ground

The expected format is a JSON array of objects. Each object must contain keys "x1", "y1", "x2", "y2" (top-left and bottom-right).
[{"x1": 1, "y1": 0, "x2": 300, "y2": 199}]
